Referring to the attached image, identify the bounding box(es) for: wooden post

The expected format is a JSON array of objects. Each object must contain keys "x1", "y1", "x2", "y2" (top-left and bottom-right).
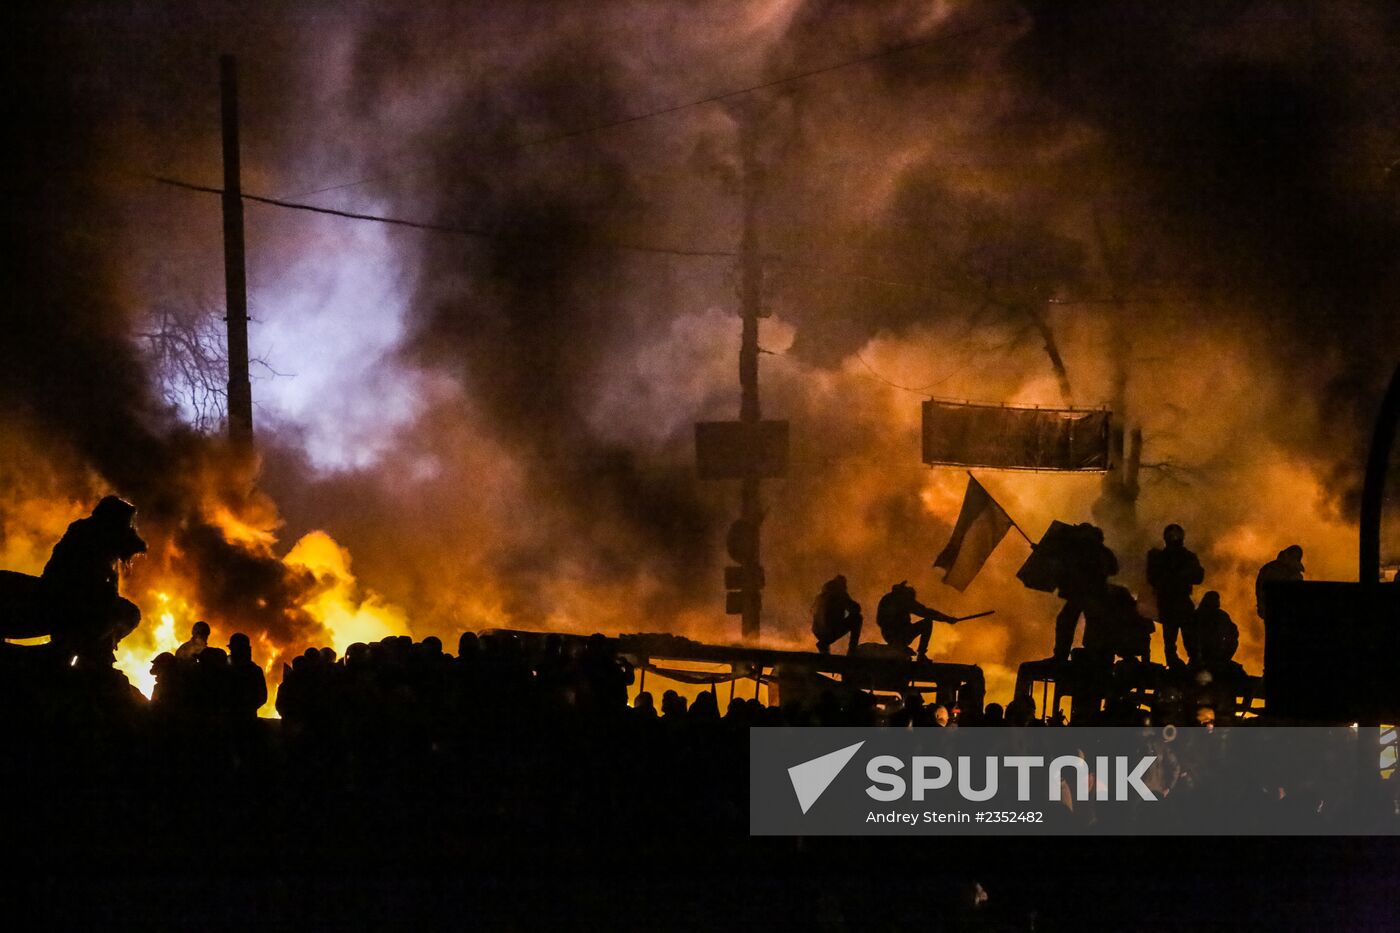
[
  {"x1": 1360, "y1": 363, "x2": 1400, "y2": 582},
  {"x1": 737, "y1": 113, "x2": 764, "y2": 643},
  {"x1": 220, "y1": 54, "x2": 254, "y2": 446}
]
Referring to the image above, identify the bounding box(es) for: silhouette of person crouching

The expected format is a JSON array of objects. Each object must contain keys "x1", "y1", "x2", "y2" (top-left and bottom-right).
[{"x1": 41, "y1": 495, "x2": 146, "y2": 667}]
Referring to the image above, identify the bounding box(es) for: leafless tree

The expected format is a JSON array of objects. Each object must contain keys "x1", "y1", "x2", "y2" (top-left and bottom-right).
[{"x1": 139, "y1": 299, "x2": 285, "y2": 433}]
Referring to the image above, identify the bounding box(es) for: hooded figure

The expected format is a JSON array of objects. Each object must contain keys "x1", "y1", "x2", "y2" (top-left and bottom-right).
[
  {"x1": 811, "y1": 575, "x2": 862, "y2": 655},
  {"x1": 1194, "y1": 592, "x2": 1239, "y2": 667},
  {"x1": 41, "y1": 496, "x2": 146, "y2": 665},
  {"x1": 1254, "y1": 545, "x2": 1304, "y2": 621},
  {"x1": 1146, "y1": 524, "x2": 1205, "y2": 667},
  {"x1": 875, "y1": 581, "x2": 956, "y2": 659}
]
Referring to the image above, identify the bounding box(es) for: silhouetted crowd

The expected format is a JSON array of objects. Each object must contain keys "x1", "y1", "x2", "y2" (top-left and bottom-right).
[
  {"x1": 3, "y1": 498, "x2": 1397, "y2": 929},
  {"x1": 4, "y1": 623, "x2": 1398, "y2": 930}
]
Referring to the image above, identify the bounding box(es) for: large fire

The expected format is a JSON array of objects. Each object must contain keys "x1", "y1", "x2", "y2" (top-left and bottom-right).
[
  {"x1": 0, "y1": 400, "x2": 1372, "y2": 717},
  {"x1": 281, "y1": 530, "x2": 410, "y2": 654},
  {"x1": 106, "y1": 529, "x2": 410, "y2": 717},
  {"x1": 115, "y1": 592, "x2": 180, "y2": 698}
]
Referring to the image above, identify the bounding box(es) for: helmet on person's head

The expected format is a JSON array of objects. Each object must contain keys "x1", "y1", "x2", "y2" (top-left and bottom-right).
[{"x1": 92, "y1": 495, "x2": 136, "y2": 525}]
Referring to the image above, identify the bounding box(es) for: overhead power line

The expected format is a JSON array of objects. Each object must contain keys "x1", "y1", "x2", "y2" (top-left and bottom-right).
[
  {"x1": 148, "y1": 174, "x2": 737, "y2": 258},
  {"x1": 284, "y1": 14, "x2": 1017, "y2": 199},
  {"x1": 149, "y1": 174, "x2": 1222, "y2": 304}
]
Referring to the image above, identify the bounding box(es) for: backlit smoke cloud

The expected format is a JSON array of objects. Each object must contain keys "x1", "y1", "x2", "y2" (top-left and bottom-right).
[{"x1": 3, "y1": 1, "x2": 1397, "y2": 700}]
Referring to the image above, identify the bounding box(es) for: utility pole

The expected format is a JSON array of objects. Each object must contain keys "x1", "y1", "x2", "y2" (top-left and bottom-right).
[
  {"x1": 1360, "y1": 365, "x2": 1400, "y2": 582},
  {"x1": 736, "y1": 115, "x2": 764, "y2": 642},
  {"x1": 220, "y1": 54, "x2": 254, "y2": 446},
  {"x1": 696, "y1": 107, "x2": 786, "y2": 643}
]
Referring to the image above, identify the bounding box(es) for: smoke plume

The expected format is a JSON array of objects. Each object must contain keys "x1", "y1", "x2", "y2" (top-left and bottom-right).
[{"x1": 4, "y1": 1, "x2": 1397, "y2": 702}]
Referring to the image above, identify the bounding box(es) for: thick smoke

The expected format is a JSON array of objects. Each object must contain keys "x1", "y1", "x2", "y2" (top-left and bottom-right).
[
  {"x1": 1008, "y1": 0, "x2": 1400, "y2": 503},
  {"x1": 3, "y1": 2, "x2": 1397, "y2": 699},
  {"x1": 2, "y1": 3, "x2": 331, "y2": 646}
]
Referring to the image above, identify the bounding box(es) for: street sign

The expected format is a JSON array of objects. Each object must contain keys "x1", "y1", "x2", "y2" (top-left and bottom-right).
[{"x1": 922, "y1": 401, "x2": 1110, "y2": 472}]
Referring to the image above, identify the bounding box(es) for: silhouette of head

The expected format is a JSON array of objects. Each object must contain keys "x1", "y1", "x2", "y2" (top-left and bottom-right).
[
  {"x1": 829, "y1": 574, "x2": 848, "y2": 593},
  {"x1": 690, "y1": 692, "x2": 719, "y2": 720},
  {"x1": 1164, "y1": 524, "x2": 1185, "y2": 546},
  {"x1": 891, "y1": 580, "x2": 915, "y2": 601},
  {"x1": 191, "y1": 620, "x2": 211, "y2": 641},
  {"x1": 1283, "y1": 544, "x2": 1303, "y2": 562},
  {"x1": 228, "y1": 632, "x2": 252, "y2": 663},
  {"x1": 1006, "y1": 696, "x2": 1036, "y2": 726},
  {"x1": 457, "y1": 632, "x2": 479, "y2": 658},
  {"x1": 1199, "y1": 591, "x2": 1221, "y2": 612},
  {"x1": 90, "y1": 496, "x2": 147, "y2": 561},
  {"x1": 92, "y1": 495, "x2": 136, "y2": 524}
]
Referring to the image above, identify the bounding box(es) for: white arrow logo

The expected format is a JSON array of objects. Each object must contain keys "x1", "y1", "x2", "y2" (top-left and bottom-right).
[{"x1": 787, "y1": 741, "x2": 866, "y2": 814}]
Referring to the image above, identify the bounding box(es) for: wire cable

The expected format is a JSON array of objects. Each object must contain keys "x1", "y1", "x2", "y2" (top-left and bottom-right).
[{"x1": 148, "y1": 174, "x2": 737, "y2": 258}]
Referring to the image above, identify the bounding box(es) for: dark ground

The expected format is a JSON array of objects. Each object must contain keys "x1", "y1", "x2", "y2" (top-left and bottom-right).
[{"x1": 3, "y1": 654, "x2": 1399, "y2": 932}]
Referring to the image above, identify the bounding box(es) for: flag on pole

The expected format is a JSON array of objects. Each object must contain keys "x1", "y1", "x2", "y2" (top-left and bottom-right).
[{"x1": 933, "y1": 476, "x2": 1015, "y2": 591}]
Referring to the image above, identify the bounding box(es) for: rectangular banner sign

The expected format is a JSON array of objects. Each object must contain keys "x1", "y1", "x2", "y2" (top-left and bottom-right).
[
  {"x1": 750, "y1": 727, "x2": 1400, "y2": 836},
  {"x1": 921, "y1": 401, "x2": 1110, "y2": 471}
]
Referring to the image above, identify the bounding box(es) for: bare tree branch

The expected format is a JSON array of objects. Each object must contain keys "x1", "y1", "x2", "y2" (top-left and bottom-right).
[{"x1": 139, "y1": 298, "x2": 287, "y2": 434}]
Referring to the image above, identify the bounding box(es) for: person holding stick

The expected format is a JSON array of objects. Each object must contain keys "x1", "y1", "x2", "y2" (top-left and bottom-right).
[{"x1": 875, "y1": 581, "x2": 991, "y2": 659}]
